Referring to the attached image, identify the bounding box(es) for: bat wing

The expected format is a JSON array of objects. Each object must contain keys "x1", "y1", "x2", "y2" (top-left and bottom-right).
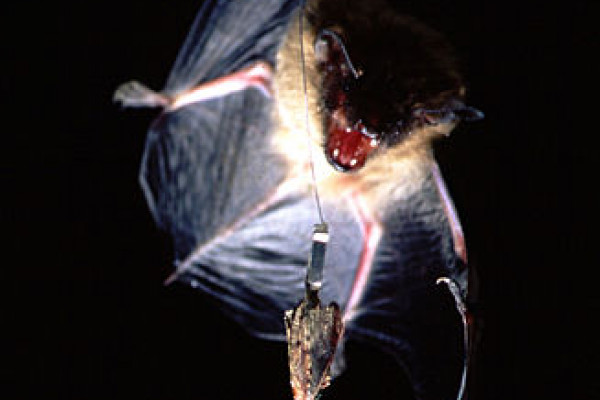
[
  {"x1": 139, "y1": 0, "x2": 299, "y2": 260},
  {"x1": 138, "y1": 0, "x2": 309, "y2": 336},
  {"x1": 173, "y1": 191, "x2": 364, "y2": 340},
  {"x1": 345, "y1": 165, "x2": 469, "y2": 400},
  {"x1": 134, "y1": 1, "x2": 470, "y2": 399},
  {"x1": 161, "y1": 0, "x2": 299, "y2": 96},
  {"x1": 143, "y1": 91, "x2": 365, "y2": 338},
  {"x1": 137, "y1": 0, "x2": 361, "y2": 343}
]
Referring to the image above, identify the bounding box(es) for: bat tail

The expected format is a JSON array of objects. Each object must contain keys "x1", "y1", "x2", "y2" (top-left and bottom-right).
[{"x1": 113, "y1": 80, "x2": 171, "y2": 108}]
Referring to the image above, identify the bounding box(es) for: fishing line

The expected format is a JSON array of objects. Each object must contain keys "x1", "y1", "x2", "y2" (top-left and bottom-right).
[{"x1": 298, "y1": 1, "x2": 325, "y2": 225}]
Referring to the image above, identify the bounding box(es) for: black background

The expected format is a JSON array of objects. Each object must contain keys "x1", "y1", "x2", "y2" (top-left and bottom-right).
[{"x1": 4, "y1": 1, "x2": 593, "y2": 399}]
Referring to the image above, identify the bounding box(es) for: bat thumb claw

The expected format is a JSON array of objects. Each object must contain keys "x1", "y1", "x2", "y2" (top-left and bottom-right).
[{"x1": 113, "y1": 80, "x2": 171, "y2": 109}]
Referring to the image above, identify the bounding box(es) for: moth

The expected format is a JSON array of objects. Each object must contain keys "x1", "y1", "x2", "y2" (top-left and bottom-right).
[{"x1": 114, "y1": 0, "x2": 482, "y2": 399}]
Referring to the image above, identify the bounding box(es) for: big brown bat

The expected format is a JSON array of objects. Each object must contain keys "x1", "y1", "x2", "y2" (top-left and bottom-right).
[{"x1": 114, "y1": 0, "x2": 482, "y2": 399}]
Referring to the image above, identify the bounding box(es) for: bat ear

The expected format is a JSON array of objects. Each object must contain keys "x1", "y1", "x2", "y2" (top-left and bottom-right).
[
  {"x1": 412, "y1": 100, "x2": 484, "y2": 126},
  {"x1": 315, "y1": 29, "x2": 362, "y2": 79},
  {"x1": 456, "y1": 105, "x2": 484, "y2": 122}
]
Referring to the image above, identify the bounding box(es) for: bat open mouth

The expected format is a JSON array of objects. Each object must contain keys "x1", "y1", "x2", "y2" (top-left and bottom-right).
[
  {"x1": 325, "y1": 115, "x2": 380, "y2": 172},
  {"x1": 315, "y1": 30, "x2": 382, "y2": 173}
]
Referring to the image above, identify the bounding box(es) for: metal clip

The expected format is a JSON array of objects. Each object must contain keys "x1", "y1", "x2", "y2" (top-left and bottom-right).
[{"x1": 306, "y1": 223, "x2": 329, "y2": 304}]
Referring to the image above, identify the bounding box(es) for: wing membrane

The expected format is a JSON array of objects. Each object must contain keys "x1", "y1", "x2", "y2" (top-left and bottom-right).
[{"x1": 163, "y1": 0, "x2": 299, "y2": 95}]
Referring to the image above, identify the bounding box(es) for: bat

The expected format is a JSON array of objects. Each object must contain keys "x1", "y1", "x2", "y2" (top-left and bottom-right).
[{"x1": 114, "y1": 0, "x2": 483, "y2": 399}]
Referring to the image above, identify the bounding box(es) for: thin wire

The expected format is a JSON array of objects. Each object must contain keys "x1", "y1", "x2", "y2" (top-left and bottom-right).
[{"x1": 298, "y1": 2, "x2": 325, "y2": 225}]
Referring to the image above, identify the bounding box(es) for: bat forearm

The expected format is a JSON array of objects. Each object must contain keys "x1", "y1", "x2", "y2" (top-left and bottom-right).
[
  {"x1": 168, "y1": 61, "x2": 274, "y2": 111},
  {"x1": 343, "y1": 192, "x2": 382, "y2": 322}
]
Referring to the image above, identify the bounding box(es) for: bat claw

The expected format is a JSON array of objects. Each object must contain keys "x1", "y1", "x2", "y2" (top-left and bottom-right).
[{"x1": 113, "y1": 80, "x2": 170, "y2": 108}]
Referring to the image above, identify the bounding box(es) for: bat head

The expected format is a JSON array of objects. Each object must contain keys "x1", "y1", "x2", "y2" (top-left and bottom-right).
[{"x1": 308, "y1": 0, "x2": 483, "y2": 172}]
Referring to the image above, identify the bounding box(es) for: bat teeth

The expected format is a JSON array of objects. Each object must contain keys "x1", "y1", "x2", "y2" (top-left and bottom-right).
[
  {"x1": 332, "y1": 148, "x2": 340, "y2": 158},
  {"x1": 349, "y1": 159, "x2": 357, "y2": 166}
]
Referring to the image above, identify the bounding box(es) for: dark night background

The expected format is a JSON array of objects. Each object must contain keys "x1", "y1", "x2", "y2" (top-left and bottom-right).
[{"x1": 4, "y1": 1, "x2": 593, "y2": 399}]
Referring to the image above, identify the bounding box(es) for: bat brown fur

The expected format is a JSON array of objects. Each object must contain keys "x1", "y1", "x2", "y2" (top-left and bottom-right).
[{"x1": 273, "y1": 0, "x2": 465, "y2": 219}]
